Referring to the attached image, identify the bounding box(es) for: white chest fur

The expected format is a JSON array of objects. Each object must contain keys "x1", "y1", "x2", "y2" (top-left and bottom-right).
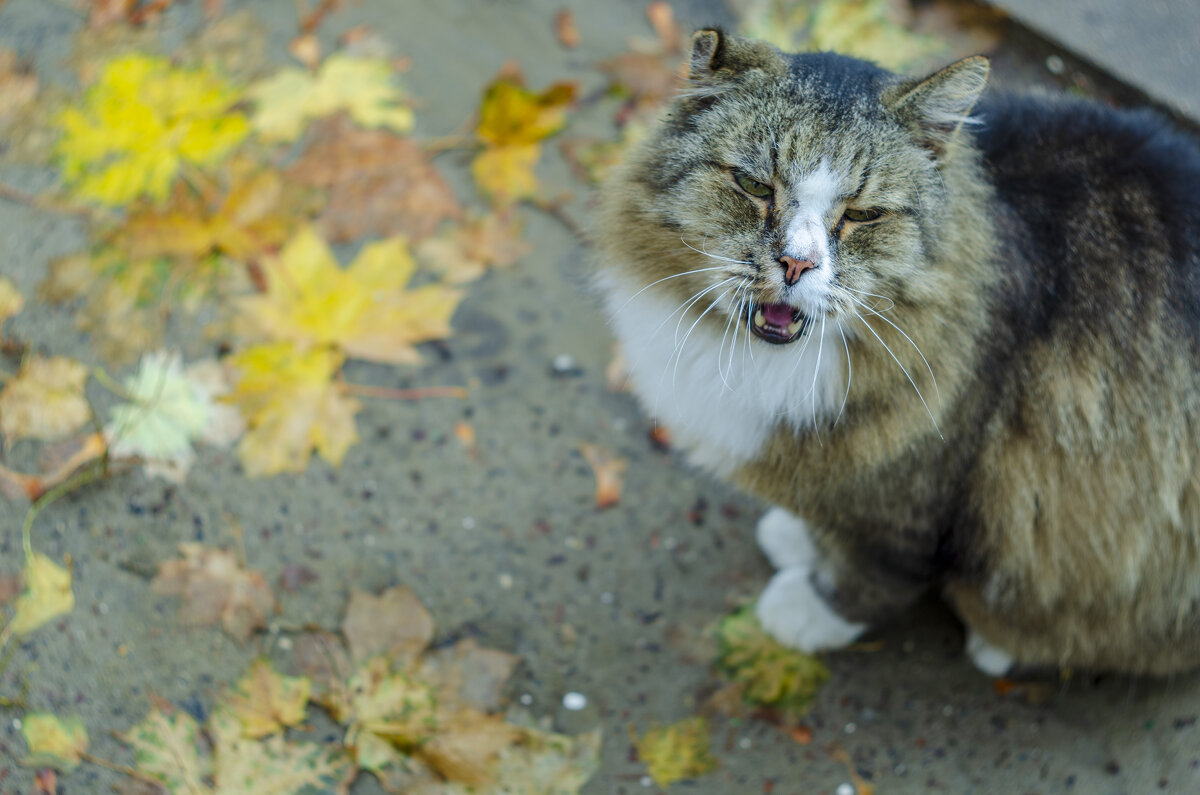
[{"x1": 599, "y1": 274, "x2": 845, "y2": 478}]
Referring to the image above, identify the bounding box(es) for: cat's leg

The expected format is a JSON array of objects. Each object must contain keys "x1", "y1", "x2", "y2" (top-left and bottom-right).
[{"x1": 754, "y1": 510, "x2": 929, "y2": 652}]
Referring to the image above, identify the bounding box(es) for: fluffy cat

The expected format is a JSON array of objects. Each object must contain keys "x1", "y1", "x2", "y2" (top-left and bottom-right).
[{"x1": 594, "y1": 29, "x2": 1200, "y2": 675}]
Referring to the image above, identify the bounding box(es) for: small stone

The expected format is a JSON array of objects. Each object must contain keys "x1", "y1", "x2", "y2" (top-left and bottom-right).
[
  {"x1": 836, "y1": 784, "x2": 856, "y2": 795},
  {"x1": 640, "y1": 776, "x2": 654, "y2": 787},
  {"x1": 1046, "y1": 55, "x2": 1065, "y2": 75},
  {"x1": 738, "y1": 737, "x2": 752, "y2": 749},
  {"x1": 462, "y1": 517, "x2": 476, "y2": 530},
  {"x1": 520, "y1": 693, "x2": 534, "y2": 706},
  {"x1": 551, "y1": 354, "x2": 583, "y2": 376},
  {"x1": 844, "y1": 722, "x2": 857, "y2": 734},
  {"x1": 498, "y1": 573, "x2": 514, "y2": 589},
  {"x1": 278, "y1": 636, "x2": 293, "y2": 651},
  {"x1": 562, "y1": 692, "x2": 587, "y2": 711}
]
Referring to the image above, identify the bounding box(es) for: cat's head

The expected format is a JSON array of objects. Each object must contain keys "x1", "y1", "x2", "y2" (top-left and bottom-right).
[{"x1": 602, "y1": 29, "x2": 989, "y2": 346}]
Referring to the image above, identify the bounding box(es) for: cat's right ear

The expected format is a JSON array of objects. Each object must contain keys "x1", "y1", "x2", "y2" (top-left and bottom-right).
[
  {"x1": 885, "y1": 56, "x2": 990, "y2": 158},
  {"x1": 688, "y1": 29, "x2": 782, "y2": 83}
]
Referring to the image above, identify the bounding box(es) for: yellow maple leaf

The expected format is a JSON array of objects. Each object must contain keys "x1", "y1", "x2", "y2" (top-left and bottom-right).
[
  {"x1": 249, "y1": 55, "x2": 414, "y2": 143},
  {"x1": 631, "y1": 717, "x2": 718, "y2": 789},
  {"x1": 475, "y1": 70, "x2": 576, "y2": 147},
  {"x1": 222, "y1": 659, "x2": 312, "y2": 739},
  {"x1": 20, "y1": 713, "x2": 89, "y2": 772},
  {"x1": 471, "y1": 144, "x2": 541, "y2": 207},
  {"x1": 0, "y1": 356, "x2": 91, "y2": 443},
  {"x1": 237, "y1": 227, "x2": 461, "y2": 366},
  {"x1": 10, "y1": 552, "x2": 74, "y2": 637},
  {"x1": 0, "y1": 275, "x2": 23, "y2": 325},
  {"x1": 226, "y1": 342, "x2": 360, "y2": 477},
  {"x1": 56, "y1": 53, "x2": 248, "y2": 206}
]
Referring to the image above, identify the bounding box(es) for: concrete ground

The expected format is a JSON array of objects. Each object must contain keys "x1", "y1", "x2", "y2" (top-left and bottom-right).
[{"x1": 1, "y1": 0, "x2": 1200, "y2": 793}]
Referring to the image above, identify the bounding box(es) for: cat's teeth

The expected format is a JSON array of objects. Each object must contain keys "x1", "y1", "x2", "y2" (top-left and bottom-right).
[
  {"x1": 787, "y1": 319, "x2": 803, "y2": 335},
  {"x1": 754, "y1": 309, "x2": 765, "y2": 328}
]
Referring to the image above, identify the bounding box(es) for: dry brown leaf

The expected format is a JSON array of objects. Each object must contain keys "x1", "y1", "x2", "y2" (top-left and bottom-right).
[
  {"x1": 0, "y1": 572, "x2": 21, "y2": 606},
  {"x1": 579, "y1": 443, "x2": 627, "y2": 509},
  {"x1": 342, "y1": 585, "x2": 434, "y2": 666},
  {"x1": 0, "y1": 356, "x2": 91, "y2": 443},
  {"x1": 419, "y1": 638, "x2": 519, "y2": 714},
  {"x1": 151, "y1": 544, "x2": 276, "y2": 642},
  {"x1": 420, "y1": 709, "x2": 519, "y2": 786},
  {"x1": 0, "y1": 48, "x2": 38, "y2": 129},
  {"x1": 416, "y1": 210, "x2": 530, "y2": 285},
  {"x1": 646, "y1": 1, "x2": 682, "y2": 53},
  {"x1": 87, "y1": 0, "x2": 136, "y2": 29},
  {"x1": 287, "y1": 115, "x2": 461, "y2": 242},
  {"x1": 554, "y1": 9, "x2": 581, "y2": 48},
  {"x1": 292, "y1": 630, "x2": 355, "y2": 717},
  {"x1": 221, "y1": 658, "x2": 312, "y2": 738},
  {"x1": 289, "y1": 33, "x2": 322, "y2": 69}
]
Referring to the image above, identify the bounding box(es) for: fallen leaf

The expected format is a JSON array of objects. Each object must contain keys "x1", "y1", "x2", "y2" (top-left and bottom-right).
[
  {"x1": 19, "y1": 713, "x2": 89, "y2": 771},
  {"x1": 33, "y1": 769, "x2": 56, "y2": 795},
  {"x1": 416, "y1": 210, "x2": 530, "y2": 284},
  {"x1": 554, "y1": 10, "x2": 581, "y2": 48},
  {"x1": 176, "y1": 9, "x2": 269, "y2": 84},
  {"x1": 225, "y1": 342, "x2": 360, "y2": 477},
  {"x1": 236, "y1": 227, "x2": 462, "y2": 366},
  {"x1": 10, "y1": 553, "x2": 74, "y2": 637},
  {"x1": 475, "y1": 67, "x2": 576, "y2": 147},
  {"x1": 0, "y1": 48, "x2": 38, "y2": 129},
  {"x1": 87, "y1": 0, "x2": 136, "y2": 29},
  {"x1": 222, "y1": 659, "x2": 312, "y2": 738},
  {"x1": 0, "y1": 573, "x2": 21, "y2": 606},
  {"x1": 152, "y1": 543, "x2": 276, "y2": 641},
  {"x1": 292, "y1": 630, "x2": 355, "y2": 718},
  {"x1": 0, "y1": 432, "x2": 107, "y2": 502},
  {"x1": 0, "y1": 274, "x2": 23, "y2": 325},
  {"x1": 419, "y1": 709, "x2": 519, "y2": 786},
  {"x1": 646, "y1": 1, "x2": 682, "y2": 53},
  {"x1": 345, "y1": 656, "x2": 439, "y2": 746},
  {"x1": 806, "y1": 0, "x2": 943, "y2": 70},
  {"x1": 288, "y1": 33, "x2": 322, "y2": 69},
  {"x1": 56, "y1": 53, "x2": 249, "y2": 206},
  {"x1": 471, "y1": 143, "x2": 541, "y2": 206},
  {"x1": 714, "y1": 606, "x2": 829, "y2": 717},
  {"x1": 210, "y1": 706, "x2": 356, "y2": 794},
  {"x1": 249, "y1": 54, "x2": 413, "y2": 143},
  {"x1": 419, "y1": 639, "x2": 519, "y2": 715},
  {"x1": 120, "y1": 705, "x2": 211, "y2": 794},
  {"x1": 578, "y1": 443, "x2": 627, "y2": 509},
  {"x1": 472, "y1": 66, "x2": 576, "y2": 206},
  {"x1": 631, "y1": 717, "x2": 718, "y2": 789},
  {"x1": 105, "y1": 351, "x2": 245, "y2": 483},
  {"x1": 597, "y1": 3, "x2": 686, "y2": 119},
  {"x1": 343, "y1": 585, "x2": 434, "y2": 666},
  {"x1": 287, "y1": 115, "x2": 461, "y2": 242},
  {"x1": 0, "y1": 356, "x2": 91, "y2": 443}
]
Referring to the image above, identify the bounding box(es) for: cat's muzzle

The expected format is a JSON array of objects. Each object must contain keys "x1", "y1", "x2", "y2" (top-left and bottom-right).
[{"x1": 748, "y1": 301, "x2": 813, "y2": 344}]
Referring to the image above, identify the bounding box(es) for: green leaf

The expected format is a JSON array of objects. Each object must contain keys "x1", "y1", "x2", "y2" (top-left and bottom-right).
[{"x1": 715, "y1": 606, "x2": 830, "y2": 715}]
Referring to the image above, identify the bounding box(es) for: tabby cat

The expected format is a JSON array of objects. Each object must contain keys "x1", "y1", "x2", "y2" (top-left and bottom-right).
[{"x1": 595, "y1": 29, "x2": 1200, "y2": 675}]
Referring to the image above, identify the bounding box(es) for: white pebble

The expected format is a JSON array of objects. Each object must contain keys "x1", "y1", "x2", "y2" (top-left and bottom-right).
[
  {"x1": 552, "y1": 354, "x2": 576, "y2": 373},
  {"x1": 837, "y1": 784, "x2": 856, "y2": 795},
  {"x1": 278, "y1": 637, "x2": 293, "y2": 651},
  {"x1": 738, "y1": 737, "x2": 752, "y2": 749},
  {"x1": 640, "y1": 776, "x2": 654, "y2": 787},
  {"x1": 462, "y1": 517, "x2": 476, "y2": 530},
  {"x1": 562, "y1": 692, "x2": 587, "y2": 711},
  {"x1": 498, "y1": 573, "x2": 514, "y2": 589},
  {"x1": 1045, "y1": 54, "x2": 1065, "y2": 75},
  {"x1": 844, "y1": 722, "x2": 856, "y2": 734},
  {"x1": 519, "y1": 693, "x2": 533, "y2": 705},
  {"x1": 12, "y1": 718, "x2": 21, "y2": 730}
]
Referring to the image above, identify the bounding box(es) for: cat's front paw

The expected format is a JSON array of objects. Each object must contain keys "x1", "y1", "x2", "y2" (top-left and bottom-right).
[
  {"x1": 755, "y1": 567, "x2": 867, "y2": 652},
  {"x1": 965, "y1": 629, "x2": 1014, "y2": 677},
  {"x1": 756, "y1": 507, "x2": 818, "y2": 570}
]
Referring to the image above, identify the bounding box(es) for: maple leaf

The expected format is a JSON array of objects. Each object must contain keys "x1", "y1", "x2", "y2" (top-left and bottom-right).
[
  {"x1": 471, "y1": 65, "x2": 576, "y2": 207},
  {"x1": 597, "y1": 2, "x2": 686, "y2": 120},
  {"x1": 344, "y1": 656, "x2": 439, "y2": 746},
  {"x1": 151, "y1": 543, "x2": 276, "y2": 642},
  {"x1": 343, "y1": 586, "x2": 434, "y2": 667},
  {"x1": 0, "y1": 356, "x2": 91, "y2": 443},
  {"x1": 56, "y1": 53, "x2": 249, "y2": 206},
  {"x1": 287, "y1": 115, "x2": 461, "y2": 243},
  {"x1": 9, "y1": 552, "x2": 75, "y2": 637},
  {"x1": 112, "y1": 160, "x2": 311, "y2": 265},
  {"x1": 632, "y1": 717, "x2": 719, "y2": 789},
  {"x1": 578, "y1": 443, "x2": 628, "y2": 509},
  {"x1": 222, "y1": 659, "x2": 312, "y2": 739},
  {"x1": 0, "y1": 48, "x2": 38, "y2": 130},
  {"x1": 105, "y1": 351, "x2": 245, "y2": 483},
  {"x1": 19, "y1": 713, "x2": 89, "y2": 772},
  {"x1": 248, "y1": 55, "x2": 414, "y2": 143},
  {"x1": 714, "y1": 606, "x2": 830, "y2": 717},
  {"x1": 225, "y1": 342, "x2": 360, "y2": 477},
  {"x1": 0, "y1": 274, "x2": 23, "y2": 325},
  {"x1": 210, "y1": 707, "x2": 356, "y2": 794},
  {"x1": 121, "y1": 705, "x2": 212, "y2": 794},
  {"x1": 0, "y1": 433, "x2": 107, "y2": 503},
  {"x1": 236, "y1": 227, "x2": 462, "y2": 366}
]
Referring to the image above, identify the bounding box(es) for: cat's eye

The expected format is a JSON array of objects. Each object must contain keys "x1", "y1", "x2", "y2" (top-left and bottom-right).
[
  {"x1": 843, "y1": 207, "x2": 884, "y2": 223},
  {"x1": 734, "y1": 172, "x2": 774, "y2": 198}
]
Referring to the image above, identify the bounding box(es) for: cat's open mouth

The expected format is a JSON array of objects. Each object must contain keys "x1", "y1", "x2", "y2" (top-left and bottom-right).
[{"x1": 748, "y1": 301, "x2": 812, "y2": 344}]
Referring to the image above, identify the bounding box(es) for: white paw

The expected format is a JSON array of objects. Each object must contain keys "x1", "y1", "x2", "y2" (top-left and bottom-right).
[
  {"x1": 756, "y1": 507, "x2": 818, "y2": 570},
  {"x1": 755, "y1": 567, "x2": 867, "y2": 652},
  {"x1": 966, "y1": 629, "x2": 1014, "y2": 677}
]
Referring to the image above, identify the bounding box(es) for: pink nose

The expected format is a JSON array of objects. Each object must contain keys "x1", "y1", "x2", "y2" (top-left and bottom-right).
[{"x1": 779, "y1": 256, "x2": 815, "y2": 286}]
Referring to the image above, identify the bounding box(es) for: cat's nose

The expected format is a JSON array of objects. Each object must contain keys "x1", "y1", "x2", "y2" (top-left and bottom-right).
[{"x1": 778, "y1": 256, "x2": 816, "y2": 286}]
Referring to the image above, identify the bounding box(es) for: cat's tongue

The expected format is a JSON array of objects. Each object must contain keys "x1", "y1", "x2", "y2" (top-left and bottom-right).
[{"x1": 761, "y1": 302, "x2": 795, "y2": 327}]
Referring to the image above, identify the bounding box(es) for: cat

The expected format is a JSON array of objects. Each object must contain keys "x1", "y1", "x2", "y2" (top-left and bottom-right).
[{"x1": 594, "y1": 28, "x2": 1200, "y2": 676}]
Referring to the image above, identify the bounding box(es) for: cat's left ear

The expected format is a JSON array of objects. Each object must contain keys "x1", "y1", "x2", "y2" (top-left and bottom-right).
[{"x1": 884, "y1": 56, "x2": 989, "y2": 158}]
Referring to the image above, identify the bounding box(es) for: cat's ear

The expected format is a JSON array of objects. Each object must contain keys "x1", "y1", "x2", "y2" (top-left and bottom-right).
[
  {"x1": 688, "y1": 29, "x2": 782, "y2": 83},
  {"x1": 885, "y1": 56, "x2": 990, "y2": 157}
]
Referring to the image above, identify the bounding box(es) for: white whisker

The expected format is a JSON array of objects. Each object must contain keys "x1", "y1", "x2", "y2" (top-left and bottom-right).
[
  {"x1": 849, "y1": 294, "x2": 940, "y2": 404},
  {"x1": 835, "y1": 321, "x2": 852, "y2": 427},
  {"x1": 610, "y1": 264, "x2": 732, "y2": 316},
  {"x1": 842, "y1": 286, "x2": 896, "y2": 313},
  {"x1": 680, "y1": 235, "x2": 754, "y2": 265},
  {"x1": 854, "y1": 309, "x2": 943, "y2": 438},
  {"x1": 671, "y1": 277, "x2": 741, "y2": 345}
]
